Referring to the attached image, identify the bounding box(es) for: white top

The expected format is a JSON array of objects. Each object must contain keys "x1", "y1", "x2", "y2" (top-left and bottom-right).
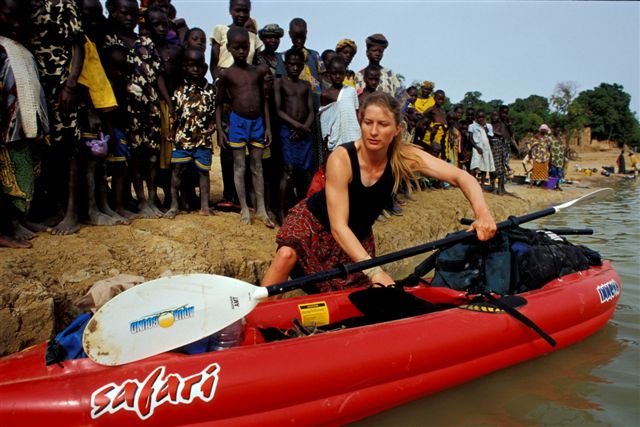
[
  {"x1": 319, "y1": 86, "x2": 361, "y2": 151},
  {"x1": 210, "y1": 25, "x2": 263, "y2": 69},
  {"x1": 468, "y1": 121, "x2": 495, "y2": 172}
]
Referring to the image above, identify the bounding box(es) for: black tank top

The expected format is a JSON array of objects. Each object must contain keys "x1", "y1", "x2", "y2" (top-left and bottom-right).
[{"x1": 306, "y1": 142, "x2": 394, "y2": 240}]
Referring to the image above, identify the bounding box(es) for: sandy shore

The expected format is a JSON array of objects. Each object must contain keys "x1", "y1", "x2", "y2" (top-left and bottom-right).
[{"x1": 0, "y1": 147, "x2": 624, "y2": 355}]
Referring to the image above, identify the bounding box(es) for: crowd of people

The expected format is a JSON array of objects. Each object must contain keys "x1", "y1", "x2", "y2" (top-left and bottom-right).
[{"x1": 1, "y1": 0, "x2": 521, "y2": 251}]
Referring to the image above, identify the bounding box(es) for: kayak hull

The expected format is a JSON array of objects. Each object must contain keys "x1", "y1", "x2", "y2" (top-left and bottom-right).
[{"x1": 0, "y1": 262, "x2": 621, "y2": 426}]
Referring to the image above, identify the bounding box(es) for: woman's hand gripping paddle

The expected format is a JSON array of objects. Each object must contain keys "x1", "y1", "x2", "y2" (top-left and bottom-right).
[{"x1": 84, "y1": 188, "x2": 613, "y2": 366}]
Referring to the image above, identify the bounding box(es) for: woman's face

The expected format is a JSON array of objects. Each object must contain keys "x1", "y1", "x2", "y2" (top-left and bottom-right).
[
  {"x1": 360, "y1": 104, "x2": 400, "y2": 153},
  {"x1": 337, "y1": 45, "x2": 355, "y2": 66}
]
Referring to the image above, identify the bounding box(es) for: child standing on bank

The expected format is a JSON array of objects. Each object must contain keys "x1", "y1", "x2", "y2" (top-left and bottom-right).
[
  {"x1": 216, "y1": 27, "x2": 274, "y2": 228},
  {"x1": 102, "y1": 44, "x2": 136, "y2": 220},
  {"x1": 276, "y1": 18, "x2": 324, "y2": 168},
  {"x1": 319, "y1": 56, "x2": 360, "y2": 152},
  {"x1": 165, "y1": 48, "x2": 216, "y2": 218},
  {"x1": 357, "y1": 64, "x2": 381, "y2": 107},
  {"x1": 274, "y1": 48, "x2": 314, "y2": 224},
  {"x1": 145, "y1": 5, "x2": 183, "y2": 207},
  {"x1": 209, "y1": 0, "x2": 262, "y2": 208}
]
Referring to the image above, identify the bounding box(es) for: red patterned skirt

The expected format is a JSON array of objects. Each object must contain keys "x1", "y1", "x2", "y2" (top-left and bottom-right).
[{"x1": 276, "y1": 201, "x2": 375, "y2": 293}]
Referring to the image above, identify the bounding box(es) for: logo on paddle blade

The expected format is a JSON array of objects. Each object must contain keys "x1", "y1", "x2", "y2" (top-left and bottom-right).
[
  {"x1": 129, "y1": 305, "x2": 195, "y2": 334},
  {"x1": 596, "y1": 279, "x2": 620, "y2": 303},
  {"x1": 90, "y1": 363, "x2": 220, "y2": 420}
]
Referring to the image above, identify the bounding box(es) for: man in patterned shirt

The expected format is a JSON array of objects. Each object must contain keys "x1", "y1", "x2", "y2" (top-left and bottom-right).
[{"x1": 165, "y1": 48, "x2": 216, "y2": 218}]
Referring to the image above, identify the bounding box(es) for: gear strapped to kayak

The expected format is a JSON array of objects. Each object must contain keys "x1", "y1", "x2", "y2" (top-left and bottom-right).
[{"x1": 428, "y1": 226, "x2": 602, "y2": 295}]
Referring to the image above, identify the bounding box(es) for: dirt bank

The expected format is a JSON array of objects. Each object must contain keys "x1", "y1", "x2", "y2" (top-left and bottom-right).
[{"x1": 0, "y1": 148, "x2": 623, "y2": 356}]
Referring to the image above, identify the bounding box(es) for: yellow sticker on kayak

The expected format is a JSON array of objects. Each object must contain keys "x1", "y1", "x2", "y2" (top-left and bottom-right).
[
  {"x1": 298, "y1": 301, "x2": 329, "y2": 327},
  {"x1": 459, "y1": 303, "x2": 503, "y2": 313}
]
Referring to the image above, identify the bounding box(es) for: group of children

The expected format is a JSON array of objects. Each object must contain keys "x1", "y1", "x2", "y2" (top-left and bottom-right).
[
  {"x1": 0, "y1": 0, "x2": 518, "y2": 249},
  {"x1": 399, "y1": 82, "x2": 516, "y2": 195}
]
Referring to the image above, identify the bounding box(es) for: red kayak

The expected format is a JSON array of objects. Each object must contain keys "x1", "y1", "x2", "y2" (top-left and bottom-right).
[{"x1": 0, "y1": 261, "x2": 621, "y2": 426}]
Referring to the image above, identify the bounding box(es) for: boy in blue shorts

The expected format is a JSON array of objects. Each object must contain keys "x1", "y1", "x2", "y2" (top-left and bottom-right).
[
  {"x1": 216, "y1": 27, "x2": 274, "y2": 227},
  {"x1": 165, "y1": 48, "x2": 216, "y2": 218}
]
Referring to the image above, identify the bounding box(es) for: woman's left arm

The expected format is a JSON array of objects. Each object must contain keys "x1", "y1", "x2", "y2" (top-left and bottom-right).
[{"x1": 409, "y1": 146, "x2": 497, "y2": 241}]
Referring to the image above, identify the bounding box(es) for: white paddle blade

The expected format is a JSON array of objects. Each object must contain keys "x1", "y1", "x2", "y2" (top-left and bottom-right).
[
  {"x1": 554, "y1": 188, "x2": 613, "y2": 212},
  {"x1": 83, "y1": 274, "x2": 268, "y2": 366}
]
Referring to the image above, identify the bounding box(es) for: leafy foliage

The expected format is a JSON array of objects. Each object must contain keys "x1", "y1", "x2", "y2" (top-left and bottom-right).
[{"x1": 572, "y1": 83, "x2": 640, "y2": 147}]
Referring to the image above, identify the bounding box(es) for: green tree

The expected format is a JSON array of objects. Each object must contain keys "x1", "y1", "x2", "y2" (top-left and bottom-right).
[
  {"x1": 509, "y1": 111, "x2": 545, "y2": 141},
  {"x1": 458, "y1": 91, "x2": 490, "y2": 112},
  {"x1": 511, "y1": 95, "x2": 550, "y2": 117},
  {"x1": 508, "y1": 95, "x2": 550, "y2": 140},
  {"x1": 573, "y1": 83, "x2": 640, "y2": 147}
]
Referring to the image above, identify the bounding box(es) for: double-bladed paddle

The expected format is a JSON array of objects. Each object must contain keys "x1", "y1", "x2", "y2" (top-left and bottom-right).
[{"x1": 83, "y1": 188, "x2": 612, "y2": 366}]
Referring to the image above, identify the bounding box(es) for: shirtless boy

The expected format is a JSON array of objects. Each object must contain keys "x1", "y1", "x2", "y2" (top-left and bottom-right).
[
  {"x1": 274, "y1": 48, "x2": 314, "y2": 224},
  {"x1": 216, "y1": 27, "x2": 274, "y2": 227}
]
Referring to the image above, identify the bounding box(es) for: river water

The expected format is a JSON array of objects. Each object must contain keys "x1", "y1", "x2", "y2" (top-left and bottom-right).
[{"x1": 354, "y1": 181, "x2": 639, "y2": 426}]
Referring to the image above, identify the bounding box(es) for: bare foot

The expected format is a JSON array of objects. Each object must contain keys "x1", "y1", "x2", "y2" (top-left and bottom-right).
[
  {"x1": 100, "y1": 205, "x2": 130, "y2": 225},
  {"x1": 149, "y1": 202, "x2": 165, "y2": 217},
  {"x1": 87, "y1": 209, "x2": 119, "y2": 226},
  {"x1": 110, "y1": 212, "x2": 130, "y2": 225},
  {"x1": 0, "y1": 233, "x2": 31, "y2": 248},
  {"x1": 256, "y1": 212, "x2": 275, "y2": 229},
  {"x1": 137, "y1": 201, "x2": 163, "y2": 219},
  {"x1": 199, "y1": 207, "x2": 215, "y2": 216},
  {"x1": 21, "y1": 219, "x2": 48, "y2": 233},
  {"x1": 239, "y1": 208, "x2": 252, "y2": 225},
  {"x1": 164, "y1": 208, "x2": 178, "y2": 219},
  {"x1": 116, "y1": 208, "x2": 139, "y2": 220},
  {"x1": 51, "y1": 216, "x2": 81, "y2": 235},
  {"x1": 12, "y1": 221, "x2": 35, "y2": 240}
]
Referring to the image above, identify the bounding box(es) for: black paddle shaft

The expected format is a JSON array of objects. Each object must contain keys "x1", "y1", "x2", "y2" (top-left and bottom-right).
[
  {"x1": 459, "y1": 218, "x2": 593, "y2": 235},
  {"x1": 266, "y1": 208, "x2": 557, "y2": 297}
]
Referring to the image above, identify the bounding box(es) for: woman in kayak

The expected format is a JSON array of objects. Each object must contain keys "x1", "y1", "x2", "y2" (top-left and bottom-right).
[{"x1": 261, "y1": 92, "x2": 496, "y2": 293}]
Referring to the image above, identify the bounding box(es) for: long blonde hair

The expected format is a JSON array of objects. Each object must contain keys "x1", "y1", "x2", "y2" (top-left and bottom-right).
[{"x1": 360, "y1": 92, "x2": 420, "y2": 193}]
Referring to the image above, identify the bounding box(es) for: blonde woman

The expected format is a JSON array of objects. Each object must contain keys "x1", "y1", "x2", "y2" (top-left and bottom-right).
[{"x1": 262, "y1": 92, "x2": 496, "y2": 293}]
